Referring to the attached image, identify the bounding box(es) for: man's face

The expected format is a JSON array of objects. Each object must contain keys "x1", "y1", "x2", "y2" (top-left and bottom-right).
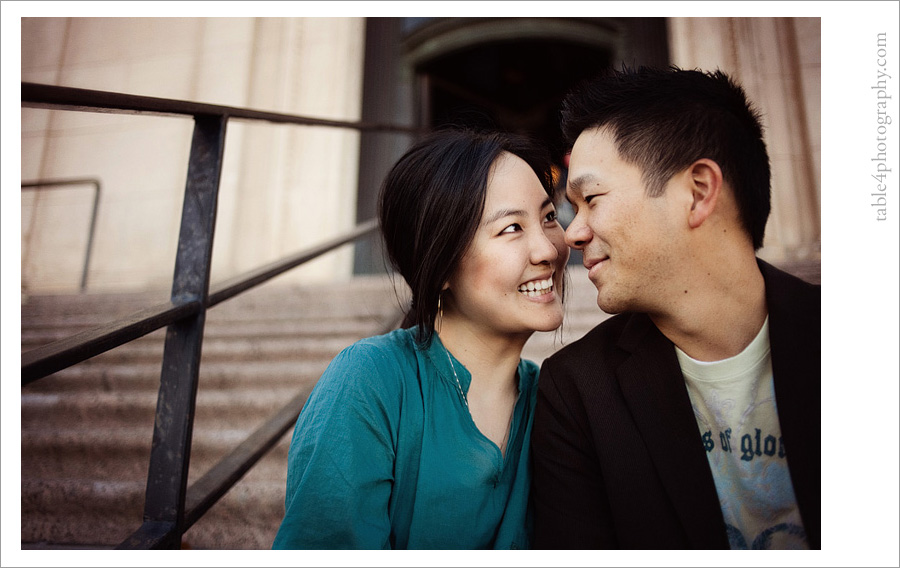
[{"x1": 564, "y1": 127, "x2": 684, "y2": 314}]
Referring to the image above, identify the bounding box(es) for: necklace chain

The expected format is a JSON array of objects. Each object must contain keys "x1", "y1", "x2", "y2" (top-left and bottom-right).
[
  {"x1": 442, "y1": 343, "x2": 520, "y2": 456},
  {"x1": 443, "y1": 346, "x2": 469, "y2": 408}
]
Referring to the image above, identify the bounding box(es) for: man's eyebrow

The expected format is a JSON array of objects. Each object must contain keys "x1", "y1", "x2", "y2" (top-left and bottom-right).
[
  {"x1": 482, "y1": 198, "x2": 553, "y2": 226},
  {"x1": 567, "y1": 174, "x2": 596, "y2": 196}
]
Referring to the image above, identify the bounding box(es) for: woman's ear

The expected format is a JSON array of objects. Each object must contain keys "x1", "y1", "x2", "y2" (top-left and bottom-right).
[{"x1": 686, "y1": 159, "x2": 723, "y2": 229}]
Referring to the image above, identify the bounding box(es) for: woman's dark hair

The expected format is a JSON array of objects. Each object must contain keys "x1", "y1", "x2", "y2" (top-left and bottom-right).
[
  {"x1": 561, "y1": 65, "x2": 771, "y2": 249},
  {"x1": 378, "y1": 127, "x2": 554, "y2": 346}
]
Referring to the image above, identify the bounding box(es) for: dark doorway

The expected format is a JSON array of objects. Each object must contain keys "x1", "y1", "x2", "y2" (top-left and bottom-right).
[{"x1": 418, "y1": 38, "x2": 612, "y2": 167}]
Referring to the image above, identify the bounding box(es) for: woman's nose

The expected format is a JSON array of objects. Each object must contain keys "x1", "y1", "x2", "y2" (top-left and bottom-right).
[{"x1": 531, "y1": 228, "x2": 561, "y2": 265}]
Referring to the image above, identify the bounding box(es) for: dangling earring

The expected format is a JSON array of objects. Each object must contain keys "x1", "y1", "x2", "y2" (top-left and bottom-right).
[{"x1": 437, "y1": 293, "x2": 443, "y2": 334}]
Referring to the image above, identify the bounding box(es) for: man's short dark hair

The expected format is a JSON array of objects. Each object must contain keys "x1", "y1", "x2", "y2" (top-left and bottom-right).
[{"x1": 561, "y1": 65, "x2": 771, "y2": 249}]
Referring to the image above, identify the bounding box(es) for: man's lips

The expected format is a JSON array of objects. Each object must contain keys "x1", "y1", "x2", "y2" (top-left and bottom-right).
[
  {"x1": 584, "y1": 256, "x2": 608, "y2": 283},
  {"x1": 583, "y1": 255, "x2": 608, "y2": 271}
]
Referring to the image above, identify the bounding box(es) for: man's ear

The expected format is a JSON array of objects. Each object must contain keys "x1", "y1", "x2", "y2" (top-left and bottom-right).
[{"x1": 686, "y1": 159, "x2": 723, "y2": 229}]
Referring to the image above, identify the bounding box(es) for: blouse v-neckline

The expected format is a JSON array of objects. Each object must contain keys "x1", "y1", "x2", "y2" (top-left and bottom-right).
[{"x1": 424, "y1": 333, "x2": 524, "y2": 464}]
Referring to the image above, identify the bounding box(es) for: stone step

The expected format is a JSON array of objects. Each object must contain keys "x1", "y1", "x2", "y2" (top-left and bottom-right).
[
  {"x1": 21, "y1": 303, "x2": 402, "y2": 329},
  {"x1": 22, "y1": 423, "x2": 293, "y2": 549},
  {"x1": 20, "y1": 278, "x2": 406, "y2": 322},
  {"x1": 21, "y1": 317, "x2": 393, "y2": 347},
  {"x1": 22, "y1": 471, "x2": 287, "y2": 549},
  {"x1": 22, "y1": 320, "x2": 603, "y2": 367},
  {"x1": 22, "y1": 425, "x2": 292, "y2": 482},
  {"x1": 20, "y1": 359, "x2": 332, "y2": 393},
  {"x1": 23, "y1": 333, "x2": 388, "y2": 364},
  {"x1": 21, "y1": 386, "x2": 305, "y2": 430}
]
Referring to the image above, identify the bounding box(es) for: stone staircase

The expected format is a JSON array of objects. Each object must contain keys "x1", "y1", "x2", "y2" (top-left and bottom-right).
[
  {"x1": 19, "y1": 261, "x2": 817, "y2": 550},
  {"x1": 20, "y1": 275, "x2": 409, "y2": 550}
]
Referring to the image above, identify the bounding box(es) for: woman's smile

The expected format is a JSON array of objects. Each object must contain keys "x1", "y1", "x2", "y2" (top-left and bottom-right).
[{"x1": 517, "y1": 275, "x2": 556, "y2": 301}]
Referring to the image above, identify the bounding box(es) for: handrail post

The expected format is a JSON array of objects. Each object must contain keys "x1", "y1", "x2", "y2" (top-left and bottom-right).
[
  {"x1": 21, "y1": 178, "x2": 101, "y2": 293},
  {"x1": 123, "y1": 114, "x2": 227, "y2": 549},
  {"x1": 80, "y1": 179, "x2": 101, "y2": 291}
]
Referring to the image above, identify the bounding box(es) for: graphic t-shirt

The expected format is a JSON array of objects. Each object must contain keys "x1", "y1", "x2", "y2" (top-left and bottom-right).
[{"x1": 676, "y1": 317, "x2": 808, "y2": 549}]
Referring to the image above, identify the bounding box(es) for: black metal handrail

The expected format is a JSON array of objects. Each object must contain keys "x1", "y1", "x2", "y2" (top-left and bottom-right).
[
  {"x1": 21, "y1": 177, "x2": 101, "y2": 292},
  {"x1": 20, "y1": 219, "x2": 382, "y2": 386},
  {"x1": 20, "y1": 82, "x2": 417, "y2": 549},
  {"x1": 21, "y1": 298, "x2": 201, "y2": 386},
  {"x1": 22, "y1": 83, "x2": 419, "y2": 134}
]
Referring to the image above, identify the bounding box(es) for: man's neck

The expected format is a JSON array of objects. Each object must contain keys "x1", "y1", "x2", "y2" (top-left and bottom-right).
[{"x1": 650, "y1": 255, "x2": 768, "y2": 362}]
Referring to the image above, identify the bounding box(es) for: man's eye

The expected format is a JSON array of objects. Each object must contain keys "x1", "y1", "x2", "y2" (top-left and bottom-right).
[{"x1": 500, "y1": 223, "x2": 522, "y2": 235}]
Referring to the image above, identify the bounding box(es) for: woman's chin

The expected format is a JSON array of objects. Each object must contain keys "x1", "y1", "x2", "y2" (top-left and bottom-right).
[{"x1": 531, "y1": 312, "x2": 565, "y2": 333}]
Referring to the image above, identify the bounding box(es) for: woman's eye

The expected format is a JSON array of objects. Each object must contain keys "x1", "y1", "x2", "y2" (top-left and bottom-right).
[
  {"x1": 545, "y1": 209, "x2": 558, "y2": 223},
  {"x1": 500, "y1": 223, "x2": 522, "y2": 235}
]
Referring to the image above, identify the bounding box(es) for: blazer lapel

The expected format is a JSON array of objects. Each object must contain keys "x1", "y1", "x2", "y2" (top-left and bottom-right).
[
  {"x1": 615, "y1": 314, "x2": 729, "y2": 549},
  {"x1": 760, "y1": 260, "x2": 822, "y2": 548}
]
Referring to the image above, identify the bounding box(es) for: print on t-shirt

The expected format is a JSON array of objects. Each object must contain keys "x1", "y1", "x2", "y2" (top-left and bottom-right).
[{"x1": 677, "y1": 317, "x2": 808, "y2": 550}]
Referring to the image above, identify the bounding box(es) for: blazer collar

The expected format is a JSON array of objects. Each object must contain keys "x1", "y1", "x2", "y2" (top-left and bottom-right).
[
  {"x1": 758, "y1": 258, "x2": 822, "y2": 548},
  {"x1": 758, "y1": 258, "x2": 820, "y2": 395}
]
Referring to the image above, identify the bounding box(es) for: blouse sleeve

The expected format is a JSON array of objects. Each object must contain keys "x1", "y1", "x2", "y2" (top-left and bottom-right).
[{"x1": 272, "y1": 341, "x2": 403, "y2": 549}]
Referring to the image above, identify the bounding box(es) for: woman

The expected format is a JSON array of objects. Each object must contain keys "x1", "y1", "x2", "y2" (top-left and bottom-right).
[{"x1": 272, "y1": 128, "x2": 569, "y2": 549}]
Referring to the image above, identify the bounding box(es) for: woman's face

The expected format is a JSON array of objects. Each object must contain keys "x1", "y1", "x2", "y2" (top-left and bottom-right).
[{"x1": 446, "y1": 152, "x2": 569, "y2": 338}]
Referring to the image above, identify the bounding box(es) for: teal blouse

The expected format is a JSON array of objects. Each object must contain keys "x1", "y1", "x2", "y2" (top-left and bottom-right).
[{"x1": 271, "y1": 326, "x2": 538, "y2": 549}]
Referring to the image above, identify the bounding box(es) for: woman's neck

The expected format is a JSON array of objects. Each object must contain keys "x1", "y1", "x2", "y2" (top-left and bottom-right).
[{"x1": 436, "y1": 316, "x2": 527, "y2": 395}]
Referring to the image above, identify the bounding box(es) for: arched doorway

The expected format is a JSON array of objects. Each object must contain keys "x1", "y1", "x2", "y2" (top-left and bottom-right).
[{"x1": 407, "y1": 18, "x2": 623, "y2": 167}]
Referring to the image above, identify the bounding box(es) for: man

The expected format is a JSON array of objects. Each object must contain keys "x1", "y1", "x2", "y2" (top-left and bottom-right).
[{"x1": 531, "y1": 66, "x2": 820, "y2": 550}]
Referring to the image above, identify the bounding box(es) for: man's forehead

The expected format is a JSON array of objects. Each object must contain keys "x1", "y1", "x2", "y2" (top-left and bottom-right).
[
  {"x1": 573, "y1": 125, "x2": 614, "y2": 150},
  {"x1": 569, "y1": 129, "x2": 606, "y2": 170}
]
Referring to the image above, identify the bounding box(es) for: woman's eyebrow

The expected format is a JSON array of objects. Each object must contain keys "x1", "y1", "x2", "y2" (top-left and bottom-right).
[
  {"x1": 481, "y1": 198, "x2": 553, "y2": 227},
  {"x1": 482, "y1": 208, "x2": 526, "y2": 227}
]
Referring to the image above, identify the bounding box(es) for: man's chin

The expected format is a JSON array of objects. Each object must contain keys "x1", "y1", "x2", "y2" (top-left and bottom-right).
[{"x1": 596, "y1": 295, "x2": 625, "y2": 315}]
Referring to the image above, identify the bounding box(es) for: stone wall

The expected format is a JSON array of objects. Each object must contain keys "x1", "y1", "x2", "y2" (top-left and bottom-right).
[{"x1": 21, "y1": 17, "x2": 366, "y2": 293}]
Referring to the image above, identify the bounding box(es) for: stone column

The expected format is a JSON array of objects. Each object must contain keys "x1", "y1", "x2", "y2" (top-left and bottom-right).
[{"x1": 223, "y1": 18, "x2": 366, "y2": 285}]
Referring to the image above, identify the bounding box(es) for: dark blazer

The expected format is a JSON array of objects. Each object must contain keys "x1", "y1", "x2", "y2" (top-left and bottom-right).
[{"x1": 531, "y1": 259, "x2": 821, "y2": 549}]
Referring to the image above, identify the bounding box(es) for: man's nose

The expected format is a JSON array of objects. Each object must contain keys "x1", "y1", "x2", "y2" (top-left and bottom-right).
[{"x1": 565, "y1": 213, "x2": 591, "y2": 250}]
